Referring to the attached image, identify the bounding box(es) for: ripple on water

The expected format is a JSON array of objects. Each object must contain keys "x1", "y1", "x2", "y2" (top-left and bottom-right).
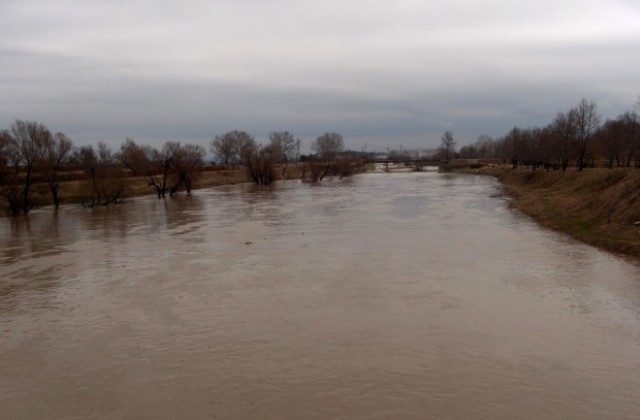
[{"x1": 1, "y1": 173, "x2": 640, "y2": 419}]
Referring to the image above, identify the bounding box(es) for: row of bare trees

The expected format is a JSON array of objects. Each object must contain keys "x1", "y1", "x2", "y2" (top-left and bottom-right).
[
  {"x1": 456, "y1": 98, "x2": 640, "y2": 171},
  {"x1": 210, "y1": 130, "x2": 300, "y2": 185},
  {"x1": 1, "y1": 121, "x2": 73, "y2": 215},
  {"x1": 210, "y1": 130, "x2": 355, "y2": 184},
  {"x1": 1, "y1": 121, "x2": 355, "y2": 216},
  {"x1": 0, "y1": 120, "x2": 207, "y2": 216},
  {"x1": 119, "y1": 139, "x2": 206, "y2": 198}
]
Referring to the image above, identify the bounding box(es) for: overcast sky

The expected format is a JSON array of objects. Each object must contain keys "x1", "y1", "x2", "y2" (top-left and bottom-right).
[{"x1": 1, "y1": 0, "x2": 639, "y2": 151}]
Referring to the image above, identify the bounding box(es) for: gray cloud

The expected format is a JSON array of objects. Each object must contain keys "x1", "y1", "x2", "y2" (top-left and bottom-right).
[{"x1": 1, "y1": 0, "x2": 639, "y2": 151}]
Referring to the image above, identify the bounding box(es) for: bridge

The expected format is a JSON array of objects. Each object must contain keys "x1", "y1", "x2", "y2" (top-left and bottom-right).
[
  {"x1": 364, "y1": 158, "x2": 442, "y2": 166},
  {"x1": 363, "y1": 158, "x2": 495, "y2": 171},
  {"x1": 364, "y1": 158, "x2": 443, "y2": 171}
]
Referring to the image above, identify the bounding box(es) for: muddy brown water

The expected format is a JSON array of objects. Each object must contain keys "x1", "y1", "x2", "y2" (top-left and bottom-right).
[{"x1": 1, "y1": 171, "x2": 640, "y2": 419}]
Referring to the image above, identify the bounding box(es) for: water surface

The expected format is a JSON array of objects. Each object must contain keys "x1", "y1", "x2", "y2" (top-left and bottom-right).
[{"x1": 1, "y1": 172, "x2": 639, "y2": 419}]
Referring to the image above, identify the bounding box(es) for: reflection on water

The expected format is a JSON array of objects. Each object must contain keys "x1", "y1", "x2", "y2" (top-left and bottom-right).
[{"x1": 1, "y1": 172, "x2": 640, "y2": 419}]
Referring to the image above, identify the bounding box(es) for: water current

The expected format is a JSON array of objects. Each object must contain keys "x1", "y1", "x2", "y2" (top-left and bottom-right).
[{"x1": 1, "y1": 171, "x2": 639, "y2": 419}]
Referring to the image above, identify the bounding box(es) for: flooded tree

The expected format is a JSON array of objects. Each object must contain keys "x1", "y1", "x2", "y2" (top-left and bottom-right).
[
  {"x1": 39, "y1": 132, "x2": 73, "y2": 209},
  {"x1": 77, "y1": 142, "x2": 125, "y2": 206},
  {"x1": 153, "y1": 141, "x2": 181, "y2": 198},
  {"x1": 246, "y1": 143, "x2": 277, "y2": 186},
  {"x1": 4, "y1": 120, "x2": 51, "y2": 214},
  {"x1": 168, "y1": 143, "x2": 206, "y2": 195},
  {"x1": 0, "y1": 121, "x2": 73, "y2": 214},
  {"x1": 440, "y1": 131, "x2": 456, "y2": 161},
  {"x1": 269, "y1": 131, "x2": 299, "y2": 178},
  {"x1": 0, "y1": 129, "x2": 21, "y2": 216},
  {"x1": 229, "y1": 136, "x2": 277, "y2": 186},
  {"x1": 0, "y1": 131, "x2": 10, "y2": 183},
  {"x1": 120, "y1": 139, "x2": 206, "y2": 196},
  {"x1": 119, "y1": 139, "x2": 177, "y2": 198},
  {"x1": 119, "y1": 138, "x2": 154, "y2": 194},
  {"x1": 306, "y1": 132, "x2": 344, "y2": 182}
]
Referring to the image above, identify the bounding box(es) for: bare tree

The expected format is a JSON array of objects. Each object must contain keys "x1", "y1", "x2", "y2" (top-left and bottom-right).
[
  {"x1": 505, "y1": 127, "x2": 522, "y2": 168},
  {"x1": 523, "y1": 127, "x2": 556, "y2": 170},
  {"x1": 269, "y1": 131, "x2": 299, "y2": 178},
  {"x1": 0, "y1": 130, "x2": 16, "y2": 183},
  {"x1": 237, "y1": 135, "x2": 258, "y2": 167},
  {"x1": 39, "y1": 132, "x2": 73, "y2": 208},
  {"x1": 152, "y1": 142, "x2": 182, "y2": 198},
  {"x1": 599, "y1": 118, "x2": 624, "y2": 168},
  {"x1": 210, "y1": 133, "x2": 236, "y2": 165},
  {"x1": 552, "y1": 109, "x2": 578, "y2": 171},
  {"x1": 457, "y1": 144, "x2": 478, "y2": 159},
  {"x1": 475, "y1": 135, "x2": 494, "y2": 158},
  {"x1": 617, "y1": 112, "x2": 640, "y2": 167},
  {"x1": 10, "y1": 120, "x2": 51, "y2": 213},
  {"x1": 0, "y1": 129, "x2": 21, "y2": 215},
  {"x1": 440, "y1": 130, "x2": 456, "y2": 161},
  {"x1": 269, "y1": 131, "x2": 298, "y2": 162},
  {"x1": 118, "y1": 138, "x2": 152, "y2": 176},
  {"x1": 119, "y1": 138, "x2": 173, "y2": 197},
  {"x1": 246, "y1": 143, "x2": 277, "y2": 186},
  {"x1": 312, "y1": 132, "x2": 344, "y2": 162},
  {"x1": 537, "y1": 126, "x2": 560, "y2": 170},
  {"x1": 307, "y1": 132, "x2": 344, "y2": 181},
  {"x1": 211, "y1": 130, "x2": 254, "y2": 165},
  {"x1": 120, "y1": 139, "x2": 206, "y2": 196},
  {"x1": 574, "y1": 98, "x2": 600, "y2": 171},
  {"x1": 0, "y1": 122, "x2": 73, "y2": 214},
  {"x1": 77, "y1": 142, "x2": 125, "y2": 206},
  {"x1": 169, "y1": 143, "x2": 205, "y2": 194}
]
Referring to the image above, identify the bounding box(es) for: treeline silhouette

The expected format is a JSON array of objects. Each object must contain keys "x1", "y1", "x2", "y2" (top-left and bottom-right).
[
  {"x1": 0, "y1": 122, "x2": 357, "y2": 216},
  {"x1": 453, "y1": 98, "x2": 640, "y2": 170},
  {"x1": 0, "y1": 120, "x2": 212, "y2": 216}
]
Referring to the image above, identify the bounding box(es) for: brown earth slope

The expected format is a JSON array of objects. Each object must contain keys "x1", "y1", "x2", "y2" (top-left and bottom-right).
[{"x1": 479, "y1": 167, "x2": 640, "y2": 259}]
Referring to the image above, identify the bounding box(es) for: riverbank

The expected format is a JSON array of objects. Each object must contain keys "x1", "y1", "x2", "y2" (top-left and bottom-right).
[
  {"x1": 473, "y1": 166, "x2": 640, "y2": 259},
  {"x1": 40, "y1": 168, "x2": 250, "y2": 207},
  {"x1": 1, "y1": 163, "x2": 374, "y2": 214}
]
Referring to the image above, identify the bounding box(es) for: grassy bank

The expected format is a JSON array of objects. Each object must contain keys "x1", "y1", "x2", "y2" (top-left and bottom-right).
[{"x1": 474, "y1": 166, "x2": 640, "y2": 259}]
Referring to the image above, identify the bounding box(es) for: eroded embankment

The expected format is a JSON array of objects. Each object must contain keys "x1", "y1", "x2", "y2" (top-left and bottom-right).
[{"x1": 479, "y1": 167, "x2": 640, "y2": 259}]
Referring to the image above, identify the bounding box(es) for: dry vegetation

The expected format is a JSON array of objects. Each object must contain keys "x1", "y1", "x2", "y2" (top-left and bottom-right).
[
  {"x1": 476, "y1": 166, "x2": 640, "y2": 258},
  {"x1": 16, "y1": 162, "x2": 357, "y2": 212},
  {"x1": 1, "y1": 159, "x2": 366, "y2": 215},
  {"x1": 23, "y1": 165, "x2": 307, "y2": 210}
]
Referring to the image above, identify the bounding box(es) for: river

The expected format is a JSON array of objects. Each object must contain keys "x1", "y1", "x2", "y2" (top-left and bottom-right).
[{"x1": 1, "y1": 171, "x2": 639, "y2": 419}]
